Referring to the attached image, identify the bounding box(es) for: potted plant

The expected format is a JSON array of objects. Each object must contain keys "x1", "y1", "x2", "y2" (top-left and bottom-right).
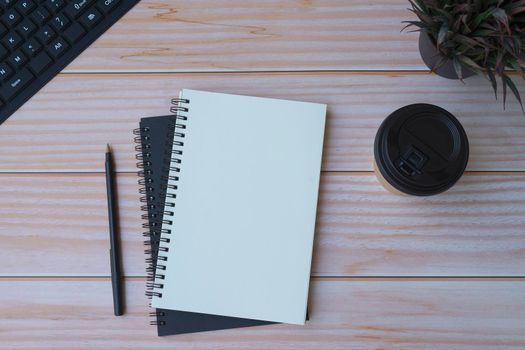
[{"x1": 404, "y1": 0, "x2": 525, "y2": 109}]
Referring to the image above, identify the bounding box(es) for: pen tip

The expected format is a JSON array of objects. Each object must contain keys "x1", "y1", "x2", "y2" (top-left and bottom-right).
[{"x1": 106, "y1": 144, "x2": 111, "y2": 153}]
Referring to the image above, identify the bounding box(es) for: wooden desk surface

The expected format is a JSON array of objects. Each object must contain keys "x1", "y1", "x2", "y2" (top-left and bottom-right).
[{"x1": 0, "y1": 1, "x2": 524, "y2": 349}]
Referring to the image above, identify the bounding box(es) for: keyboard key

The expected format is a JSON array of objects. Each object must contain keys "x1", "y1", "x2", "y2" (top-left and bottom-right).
[
  {"x1": 47, "y1": 37, "x2": 68, "y2": 59},
  {"x1": 17, "y1": 18, "x2": 37, "y2": 38},
  {"x1": 15, "y1": 0, "x2": 36, "y2": 15},
  {"x1": 63, "y1": 22, "x2": 85, "y2": 43},
  {"x1": 0, "y1": 62, "x2": 13, "y2": 81},
  {"x1": 21, "y1": 38, "x2": 41, "y2": 57},
  {"x1": 8, "y1": 50, "x2": 27, "y2": 69},
  {"x1": 1, "y1": 68, "x2": 34, "y2": 101},
  {"x1": 96, "y1": 0, "x2": 120, "y2": 14},
  {"x1": 36, "y1": 25, "x2": 56, "y2": 44},
  {"x1": 80, "y1": 7, "x2": 102, "y2": 28},
  {"x1": 28, "y1": 51, "x2": 52, "y2": 74},
  {"x1": 0, "y1": 0, "x2": 14, "y2": 10},
  {"x1": 31, "y1": 6, "x2": 50, "y2": 25},
  {"x1": 50, "y1": 12, "x2": 70, "y2": 32},
  {"x1": 3, "y1": 31, "x2": 22, "y2": 50},
  {"x1": 44, "y1": 0, "x2": 65, "y2": 13},
  {"x1": 65, "y1": 0, "x2": 94, "y2": 19},
  {"x1": 0, "y1": 23, "x2": 6, "y2": 36},
  {"x1": 1, "y1": 8, "x2": 21, "y2": 27}
]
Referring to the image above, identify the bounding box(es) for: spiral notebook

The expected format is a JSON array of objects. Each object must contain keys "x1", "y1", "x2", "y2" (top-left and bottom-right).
[
  {"x1": 149, "y1": 90, "x2": 326, "y2": 325},
  {"x1": 136, "y1": 116, "x2": 273, "y2": 336}
]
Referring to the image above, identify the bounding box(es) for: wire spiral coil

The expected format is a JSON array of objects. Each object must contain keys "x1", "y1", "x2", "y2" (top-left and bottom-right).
[{"x1": 134, "y1": 97, "x2": 190, "y2": 326}]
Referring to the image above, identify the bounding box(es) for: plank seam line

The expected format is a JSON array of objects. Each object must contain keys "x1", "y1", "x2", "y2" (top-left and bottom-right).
[
  {"x1": 0, "y1": 170, "x2": 523, "y2": 175},
  {"x1": 55, "y1": 70, "x2": 525, "y2": 76},
  {"x1": 1, "y1": 276, "x2": 523, "y2": 279},
  {"x1": 59, "y1": 70, "x2": 436, "y2": 75}
]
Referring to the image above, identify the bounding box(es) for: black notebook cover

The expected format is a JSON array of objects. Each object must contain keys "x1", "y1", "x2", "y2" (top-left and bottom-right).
[{"x1": 136, "y1": 116, "x2": 273, "y2": 336}]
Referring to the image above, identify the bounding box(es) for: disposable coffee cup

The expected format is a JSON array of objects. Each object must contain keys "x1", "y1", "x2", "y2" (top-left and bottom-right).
[{"x1": 374, "y1": 104, "x2": 469, "y2": 196}]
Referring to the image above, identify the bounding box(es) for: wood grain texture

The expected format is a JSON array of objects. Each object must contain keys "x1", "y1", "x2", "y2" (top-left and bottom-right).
[
  {"x1": 64, "y1": 0, "x2": 423, "y2": 72},
  {"x1": 1, "y1": 173, "x2": 523, "y2": 277},
  {"x1": 1, "y1": 73, "x2": 524, "y2": 172},
  {"x1": 1, "y1": 278, "x2": 524, "y2": 350}
]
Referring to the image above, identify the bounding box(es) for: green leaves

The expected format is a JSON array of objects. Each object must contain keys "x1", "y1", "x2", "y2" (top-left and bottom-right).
[
  {"x1": 503, "y1": 74, "x2": 524, "y2": 112},
  {"x1": 487, "y1": 68, "x2": 498, "y2": 99},
  {"x1": 453, "y1": 56, "x2": 465, "y2": 80},
  {"x1": 403, "y1": 0, "x2": 525, "y2": 111},
  {"x1": 471, "y1": 7, "x2": 497, "y2": 30},
  {"x1": 437, "y1": 23, "x2": 449, "y2": 48}
]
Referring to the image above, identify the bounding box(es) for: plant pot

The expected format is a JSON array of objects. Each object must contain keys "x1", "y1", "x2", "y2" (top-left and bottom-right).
[{"x1": 418, "y1": 32, "x2": 475, "y2": 80}]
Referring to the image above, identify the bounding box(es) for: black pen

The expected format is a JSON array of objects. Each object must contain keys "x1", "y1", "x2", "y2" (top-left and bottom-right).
[{"x1": 105, "y1": 144, "x2": 124, "y2": 316}]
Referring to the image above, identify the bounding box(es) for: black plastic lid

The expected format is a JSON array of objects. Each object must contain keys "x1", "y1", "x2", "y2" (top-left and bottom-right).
[{"x1": 374, "y1": 104, "x2": 469, "y2": 196}]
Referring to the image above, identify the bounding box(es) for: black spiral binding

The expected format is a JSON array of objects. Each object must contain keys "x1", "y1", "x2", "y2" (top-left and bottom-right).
[{"x1": 134, "y1": 97, "x2": 190, "y2": 327}]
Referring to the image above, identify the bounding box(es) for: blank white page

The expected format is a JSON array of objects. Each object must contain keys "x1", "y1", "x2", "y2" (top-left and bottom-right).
[{"x1": 151, "y1": 89, "x2": 326, "y2": 325}]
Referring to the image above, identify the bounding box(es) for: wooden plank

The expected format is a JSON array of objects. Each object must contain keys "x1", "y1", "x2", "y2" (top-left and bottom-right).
[
  {"x1": 1, "y1": 173, "x2": 523, "y2": 277},
  {"x1": 1, "y1": 73, "x2": 524, "y2": 172},
  {"x1": 0, "y1": 278, "x2": 524, "y2": 349},
  {"x1": 65, "y1": 0, "x2": 423, "y2": 73},
  {"x1": 314, "y1": 172, "x2": 525, "y2": 277}
]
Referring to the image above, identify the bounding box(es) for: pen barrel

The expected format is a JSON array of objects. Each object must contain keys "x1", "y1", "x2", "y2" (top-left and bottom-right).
[
  {"x1": 106, "y1": 152, "x2": 123, "y2": 316},
  {"x1": 110, "y1": 248, "x2": 123, "y2": 316},
  {"x1": 105, "y1": 155, "x2": 117, "y2": 245}
]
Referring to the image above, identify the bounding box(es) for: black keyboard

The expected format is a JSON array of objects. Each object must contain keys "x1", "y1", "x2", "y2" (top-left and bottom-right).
[{"x1": 0, "y1": 0, "x2": 140, "y2": 125}]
